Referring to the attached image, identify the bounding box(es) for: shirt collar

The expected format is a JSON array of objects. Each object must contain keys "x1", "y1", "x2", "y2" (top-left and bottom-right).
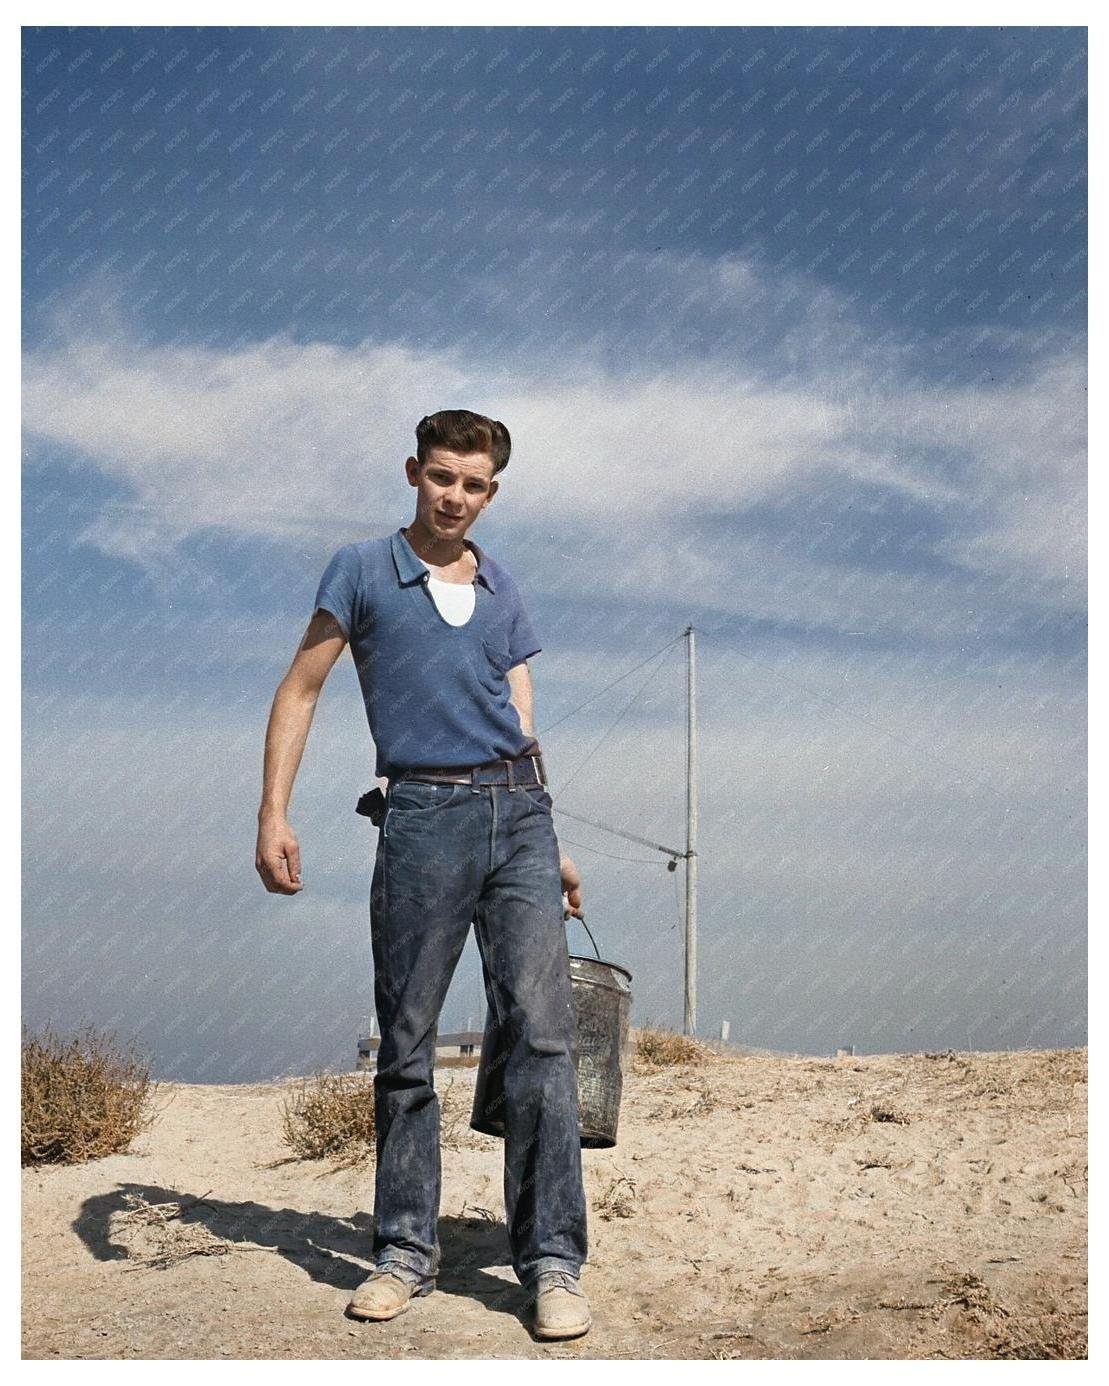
[{"x1": 391, "y1": 526, "x2": 496, "y2": 593}]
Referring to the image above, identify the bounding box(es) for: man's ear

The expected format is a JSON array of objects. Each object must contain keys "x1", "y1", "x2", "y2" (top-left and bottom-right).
[
  {"x1": 484, "y1": 479, "x2": 499, "y2": 506},
  {"x1": 404, "y1": 455, "x2": 420, "y2": 486}
]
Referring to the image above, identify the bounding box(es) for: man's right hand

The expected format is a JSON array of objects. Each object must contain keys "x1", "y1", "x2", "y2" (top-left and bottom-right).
[
  {"x1": 255, "y1": 815, "x2": 304, "y2": 894},
  {"x1": 255, "y1": 609, "x2": 350, "y2": 897}
]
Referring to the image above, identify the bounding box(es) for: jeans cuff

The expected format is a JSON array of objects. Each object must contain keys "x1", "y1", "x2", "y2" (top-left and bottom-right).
[
  {"x1": 376, "y1": 1255, "x2": 435, "y2": 1286},
  {"x1": 520, "y1": 1256, "x2": 582, "y2": 1293}
]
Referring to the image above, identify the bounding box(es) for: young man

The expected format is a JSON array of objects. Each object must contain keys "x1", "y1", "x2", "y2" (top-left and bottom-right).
[{"x1": 255, "y1": 409, "x2": 591, "y2": 1340}]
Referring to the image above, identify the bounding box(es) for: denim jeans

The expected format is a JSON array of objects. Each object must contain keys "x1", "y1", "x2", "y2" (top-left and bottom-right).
[{"x1": 368, "y1": 775, "x2": 588, "y2": 1292}]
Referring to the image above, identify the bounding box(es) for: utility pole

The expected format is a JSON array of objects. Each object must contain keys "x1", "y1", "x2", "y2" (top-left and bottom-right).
[
  {"x1": 684, "y1": 624, "x2": 698, "y2": 1036},
  {"x1": 516, "y1": 624, "x2": 699, "y2": 1033}
]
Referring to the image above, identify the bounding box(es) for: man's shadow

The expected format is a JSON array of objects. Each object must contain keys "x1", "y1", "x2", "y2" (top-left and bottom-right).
[{"x1": 74, "y1": 1184, "x2": 529, "y2": 1321}]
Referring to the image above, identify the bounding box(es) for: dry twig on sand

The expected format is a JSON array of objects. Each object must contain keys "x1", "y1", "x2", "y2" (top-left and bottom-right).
[{"x1": 115, "y1": 1191, "x2": 235, "y2": 1271}]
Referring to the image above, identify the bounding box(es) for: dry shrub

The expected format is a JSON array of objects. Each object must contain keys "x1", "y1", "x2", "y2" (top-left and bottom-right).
[
  {"x1": 280, "y1": 1071, "x2": 376, "y2": 1162},
  {"x1": 21, "y1": 1022, "x2": 158, "y2": 1166},
  {"x1": 634, "y1": 1024, "x2": 716, "y2": 1070}
]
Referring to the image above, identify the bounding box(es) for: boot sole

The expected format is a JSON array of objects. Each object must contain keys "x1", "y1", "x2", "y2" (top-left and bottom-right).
[{"x1": 533, "y1": 1315, "x2": 592, "y2": 1340}]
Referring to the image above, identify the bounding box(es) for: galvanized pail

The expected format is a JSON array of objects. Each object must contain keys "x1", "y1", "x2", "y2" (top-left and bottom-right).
[{"x1": 470, "y1": 921, "x2": 632, "y2": 1149}]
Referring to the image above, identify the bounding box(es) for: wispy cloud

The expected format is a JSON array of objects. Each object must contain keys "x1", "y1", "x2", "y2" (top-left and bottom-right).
[{"x1": 23, "y1": 255, "x2": 1085, "y2": 639}]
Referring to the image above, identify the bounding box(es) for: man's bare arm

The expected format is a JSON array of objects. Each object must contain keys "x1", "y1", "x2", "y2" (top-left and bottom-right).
[
  {"x1": 255, "y1": 608, "x2": 349, "y2": 895},
  {"x1": 505, "y1": 659, "x2": 583, "y2": 919},
  {"x1": 506, "y1": 659, "x2": 535, "y2": 735}
]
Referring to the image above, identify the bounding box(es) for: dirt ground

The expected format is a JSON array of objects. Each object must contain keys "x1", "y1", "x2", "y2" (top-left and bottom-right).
[{"x1": 22, "y1": 1045, "x2": 1087, "y2": 1360}]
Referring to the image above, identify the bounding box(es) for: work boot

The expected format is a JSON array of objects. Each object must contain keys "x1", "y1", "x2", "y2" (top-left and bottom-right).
[
  {"x1": 530, "y1": 1270, "x2": 592, "y2": 1340},
  {"x1": 345, "y1": 1269, "x2": 434, "y2": 1321}
]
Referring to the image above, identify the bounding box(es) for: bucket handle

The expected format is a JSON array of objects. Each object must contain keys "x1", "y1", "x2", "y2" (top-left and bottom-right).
[{"x1": 570, "y1": 913, "x2": 602, "y2": 961}]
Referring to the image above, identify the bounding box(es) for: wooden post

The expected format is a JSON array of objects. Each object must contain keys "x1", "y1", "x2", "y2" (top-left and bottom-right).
[{"x1": 684, "y1": 624, "x2": 698, "y2": 1036}]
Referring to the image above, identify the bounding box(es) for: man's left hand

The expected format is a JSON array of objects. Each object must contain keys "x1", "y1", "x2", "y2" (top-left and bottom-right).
[{"x1": 560, "y1": 853, "x2": 584, "y2": 920}]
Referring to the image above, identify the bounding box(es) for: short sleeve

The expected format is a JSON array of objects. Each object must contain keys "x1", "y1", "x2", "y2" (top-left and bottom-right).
[
  {"x1": 507, "y1": 588, "x2": 542, "y2": 667},
  {"x1": 313, "y1": 543, "x2": 361, "y2": 639}
]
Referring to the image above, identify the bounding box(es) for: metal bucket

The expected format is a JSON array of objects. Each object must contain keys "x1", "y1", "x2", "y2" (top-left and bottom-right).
[{"x1": 470, "y1": 921, "x2": 632, "y2": 1149}]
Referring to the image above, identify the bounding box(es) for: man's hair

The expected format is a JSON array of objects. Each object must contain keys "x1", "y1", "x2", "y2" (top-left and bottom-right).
[{"x1": 415, "y1": 409, "x2": 512, "y2": 475}]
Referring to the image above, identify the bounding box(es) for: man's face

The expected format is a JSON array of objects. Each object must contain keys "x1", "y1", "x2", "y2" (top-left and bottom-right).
[{"x1": 405, "y1": 446, "x2": 499, "y2": 542}]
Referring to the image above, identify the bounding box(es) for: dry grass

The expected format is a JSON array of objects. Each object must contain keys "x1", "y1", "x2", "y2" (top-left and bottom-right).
[
  {"x1": 21, "y1": 1023, "x2": 159, "y2": 1166},
  {"x1": 633, "y1": 1024, "x2": 718, "y2": 1071},
  {"x1": 439, "y1": 1072, "x2": 478, "y2": 1150},
  {"x1": 280, "y1": 1067, "x2": 488, "y2": 1164},
  {"x1": 279, "y1": 1070, "x2": 376, "y2": 1163},
  {"x1": 918, "y1": 1047, "x2": 1088, "y2": 1112},
  {"x1": 593, "y1": 1169, "x2": 637, "y2": 1220},
  {"x1": 930, "y1": 1267, "x2": 1088, "y2": 1360}
]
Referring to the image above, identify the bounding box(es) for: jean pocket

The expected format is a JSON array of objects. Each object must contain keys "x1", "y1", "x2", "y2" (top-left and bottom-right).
[
  {"x1": 383, "y1": 782, "x2": 462, "y2": 836},
  {"x1": 388, "y1": 782, "x2": 462, "y2": 812},
  {"x1": 519, "y1": 783, "x2": 554, "y2": 815}
]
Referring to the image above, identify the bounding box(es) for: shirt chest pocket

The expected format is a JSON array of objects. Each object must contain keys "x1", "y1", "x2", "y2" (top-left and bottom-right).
[{"x1": 475, "y1": 635, "x2": 514, "y2": 693}]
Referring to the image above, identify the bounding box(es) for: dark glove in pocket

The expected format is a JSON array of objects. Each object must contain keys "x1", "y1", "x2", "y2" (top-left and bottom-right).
[{"x1": 355, "y1": 787, "x2": 387, "y2": 825}]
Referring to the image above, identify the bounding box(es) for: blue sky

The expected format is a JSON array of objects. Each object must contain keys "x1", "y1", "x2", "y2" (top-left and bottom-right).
[{"x1": 22, "y1": 25, "x2": 1086, "y2": 1080}]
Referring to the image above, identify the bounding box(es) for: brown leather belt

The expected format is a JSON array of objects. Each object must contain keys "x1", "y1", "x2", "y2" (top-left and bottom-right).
[{"x1": 392, "y1": 748, "x2": 547, "y2": 792}]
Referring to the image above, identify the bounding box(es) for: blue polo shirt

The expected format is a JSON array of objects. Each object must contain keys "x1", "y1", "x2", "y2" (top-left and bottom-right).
[{"x1": 312, "y1": 526, "x2": 543, "y2": 778}]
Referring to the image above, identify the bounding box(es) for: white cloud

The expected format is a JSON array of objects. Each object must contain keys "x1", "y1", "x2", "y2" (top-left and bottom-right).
[{"x1": 22, "y1": 257, "x2": 1085, "y2": 636}]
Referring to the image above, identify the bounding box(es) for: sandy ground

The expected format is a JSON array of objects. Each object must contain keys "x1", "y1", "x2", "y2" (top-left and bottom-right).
[{"x1": 22, "y1": 1045, "x2": 1086, "y2": 1360}]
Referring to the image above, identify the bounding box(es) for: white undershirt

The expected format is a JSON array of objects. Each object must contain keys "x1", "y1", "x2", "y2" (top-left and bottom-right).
[{"x1": 417, "y1": 559, "x2": 476, "y2": 626}]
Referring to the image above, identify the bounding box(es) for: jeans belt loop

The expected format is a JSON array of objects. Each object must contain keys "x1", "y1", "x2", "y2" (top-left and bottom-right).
[
  {"x1": 470, "y1": 765, "x2": 480, "y2": 794},
  {"x1": 505, "y1": 757, "x2": 515, "y2": 792}
]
